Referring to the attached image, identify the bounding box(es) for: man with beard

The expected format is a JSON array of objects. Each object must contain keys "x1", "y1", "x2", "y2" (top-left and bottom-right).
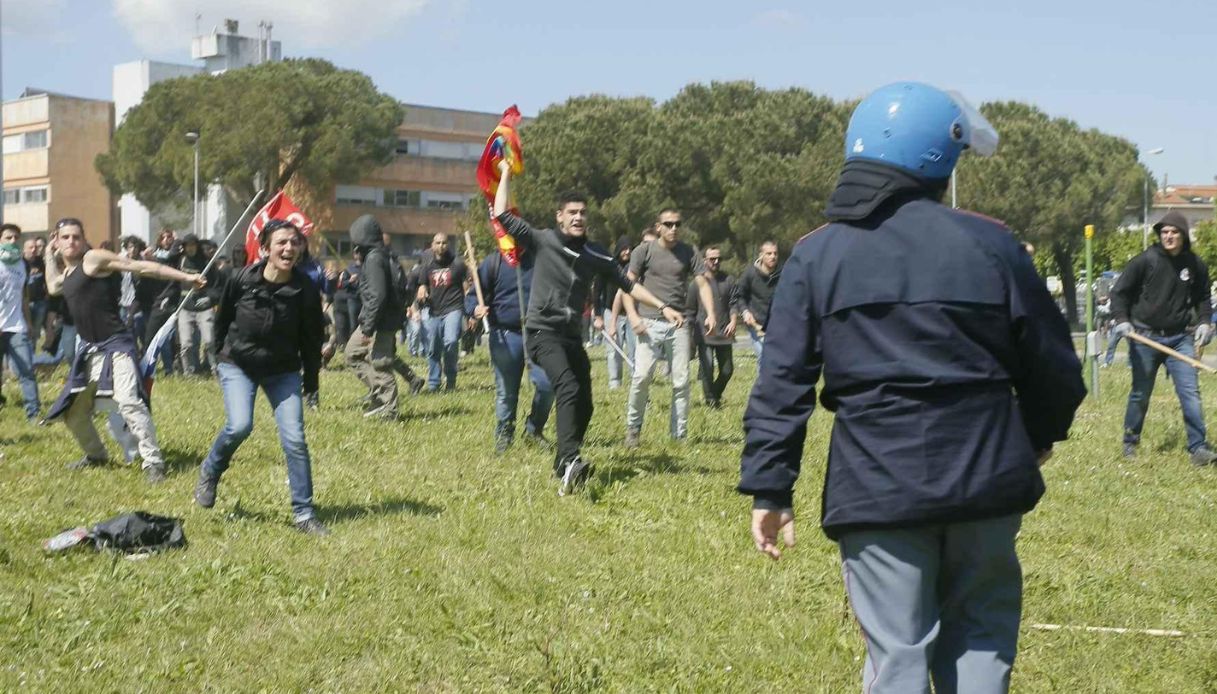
[
  {"x1": 43, "y1": 218, "x2": 204, "y2": 483},
  {"x1": 1109, "y1": 211, "x2": 1217, "y2": 466},
  {"x1": 691, "y1": 245, "x2": 738, "y2": 409},
  {"x1": 416, "y1": 233, "x2": 468, "y2": 392},
  {"x1": 737, "y1": 241, "x2": 781, "y2": 360}
]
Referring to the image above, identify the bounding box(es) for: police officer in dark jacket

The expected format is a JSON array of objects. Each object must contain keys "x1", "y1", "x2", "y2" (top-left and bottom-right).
[
  {"x1": 1109, "y1": 210, "x2": 1217, "y2": 466},
  {"x1": 738, "y1": 82, "x2": 1085, "y2": 693},
  {"x1": 193, "y1": 219, "x2": 328, "y2": 535}
]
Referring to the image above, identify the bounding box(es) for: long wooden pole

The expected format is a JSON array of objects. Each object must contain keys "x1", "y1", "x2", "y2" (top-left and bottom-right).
[
  {"x1": 463, "y1": 231, "x2": 489, "y2": 332},
  {"x1": 1126, "y1": 331, "x2": 1216, "y2": 373}
]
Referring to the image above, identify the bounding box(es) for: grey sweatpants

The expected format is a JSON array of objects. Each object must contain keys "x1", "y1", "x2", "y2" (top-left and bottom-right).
[{"x1": 839, "y1": 514, "x2": 1023, "y2": 694}]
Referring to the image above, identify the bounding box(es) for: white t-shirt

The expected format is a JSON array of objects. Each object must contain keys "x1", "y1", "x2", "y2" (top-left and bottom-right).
[{"x1": 0, "y1": 259, "x2": 28, "y2": 333}]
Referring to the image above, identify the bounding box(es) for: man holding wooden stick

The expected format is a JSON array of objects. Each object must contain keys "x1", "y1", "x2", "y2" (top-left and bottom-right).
[{"x1": 1109, "y1": 210, "x2": 1217, "y2": 466}]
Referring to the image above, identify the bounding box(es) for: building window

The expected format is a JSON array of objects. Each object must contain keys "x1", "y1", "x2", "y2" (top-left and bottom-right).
[
  {"x1": 421, "y1": 190, "x2": 467, "y2": 210},
  {"x1": 383, "y1": 189, "x2": 421, "y2": 208},
  {"x1": 394, "y1": 139, "x2": 411, "y2": 154},
  {"x1": 335, "y1": 185, "x2": 377, "y2": 206},
  {"x1": 22, "y1": 186, "x2": 48, "y2": 203},
  {"x1": 2, "y1": 129, "x2": 50, "y2": 154}
]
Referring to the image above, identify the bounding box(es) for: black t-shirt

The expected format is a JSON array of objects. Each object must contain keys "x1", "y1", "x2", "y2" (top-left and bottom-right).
[{"x1": 419, "y1": 253, "x2": 468, "y2": 316}]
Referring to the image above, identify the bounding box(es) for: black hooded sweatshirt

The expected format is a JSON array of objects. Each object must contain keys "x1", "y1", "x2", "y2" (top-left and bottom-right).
[
  {"x1": 1110, "y1": 211, "x2": 1211, "y2": 332},
  {"x1": 593, "y1": 236, "x2": 633, "y2": 314},
  {"x1": 348, "y1": 215, "x2": 402, "y2": 334}
]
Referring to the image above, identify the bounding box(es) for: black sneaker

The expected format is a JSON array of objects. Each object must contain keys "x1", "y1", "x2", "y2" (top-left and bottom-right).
[
  {"x1": 145, "y1": 465, "x2": 167, "y2": 484},
  {"x1": 494, "y1": 435, "x2": 512, "y2": 455},
  {"x1": 294, "y1": 517, "x2": 331, "y2": 536},
  {"x1": 194, "y1": 471, "x2": 219, "y2": 508},
  {"x1": 1190, "y1": 447, "x2": 1217, "y2": 468},
  {"x1": 66, "y1": 455, "x2": 108, "y2": 471},
  {"x1": 558, "y1": 455, "x2": 592, "y2": 497},
  {"x1": 1122, "y1": 443, "x2": 1137, "y2": 459}
]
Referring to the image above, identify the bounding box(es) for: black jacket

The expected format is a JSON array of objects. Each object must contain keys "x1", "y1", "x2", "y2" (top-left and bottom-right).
[
  {"x1": 1110, "y1": 244, "x2": 1211, "y2": 333},
  {"x1": 690, "y1": 271, "x2": 737, "y2": 346},
  {"x1": 496, "y1": 213, "x2": 634, "y2": 338},
  {"x1": 214, "y1": 261, "x2": 324, "y2": 393},
  {"x1": 739, "y1": 161, "x2": 1085, "y2": 539},
  {"x1": 736, "y1": 262, "x2": 781, "y2": 327}
]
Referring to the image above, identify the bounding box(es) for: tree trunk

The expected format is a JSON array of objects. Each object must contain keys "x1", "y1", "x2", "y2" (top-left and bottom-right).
[{"x1": 1053, "y1": 243, "x2": 1079, "y2": 328}]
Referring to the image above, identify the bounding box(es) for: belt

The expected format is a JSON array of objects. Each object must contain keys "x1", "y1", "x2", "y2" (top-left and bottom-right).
[{"x1": 1134, "y1": 324, "x2": 1187, "y2": 337}]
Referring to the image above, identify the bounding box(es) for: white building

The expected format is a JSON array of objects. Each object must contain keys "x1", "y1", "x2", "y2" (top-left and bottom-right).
[{"x1": 113, "y1": 19, "x2": 281, "y2": 243}]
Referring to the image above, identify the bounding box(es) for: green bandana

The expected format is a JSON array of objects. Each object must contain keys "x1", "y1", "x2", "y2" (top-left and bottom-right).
[{"x1": 0, "y1": 243, "x2": 20, "y2": 265}]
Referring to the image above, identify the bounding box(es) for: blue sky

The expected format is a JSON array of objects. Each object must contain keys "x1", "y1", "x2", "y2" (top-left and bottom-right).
[{"x1": 3, "y1": 0, "x2": 1213, "y2": 185}]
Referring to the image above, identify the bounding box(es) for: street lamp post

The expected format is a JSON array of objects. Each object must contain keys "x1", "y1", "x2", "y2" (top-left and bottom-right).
[
  {"x1": 1142, "y1": 147, "x2": 1164, "y2": 250},
  {"x1": 185, "y1": 131, "x2": 200, "y2": 237}
]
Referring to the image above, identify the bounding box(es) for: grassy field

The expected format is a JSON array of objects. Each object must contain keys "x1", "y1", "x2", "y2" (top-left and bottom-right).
[{"x1": 1, "y1": 344, "x2": 1216, "y2": 692}]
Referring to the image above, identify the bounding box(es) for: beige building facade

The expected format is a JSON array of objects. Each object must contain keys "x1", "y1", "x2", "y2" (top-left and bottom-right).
[
  {"x1": 318, "y1": 104, "x2": 510, "y2": 259},
  {"x1": 2, "y1": 89, "x2": 116, "y2": 247}
]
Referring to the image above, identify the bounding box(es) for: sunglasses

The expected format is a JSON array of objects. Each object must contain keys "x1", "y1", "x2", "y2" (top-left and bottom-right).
[{"x1": 659, "y1": 221, "x2": 682, "y2": 229}]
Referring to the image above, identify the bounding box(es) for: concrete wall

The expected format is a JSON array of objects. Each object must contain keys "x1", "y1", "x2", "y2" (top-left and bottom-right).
[{"x1": 47, "y1": 96, "x2": 115, "y2": 247}]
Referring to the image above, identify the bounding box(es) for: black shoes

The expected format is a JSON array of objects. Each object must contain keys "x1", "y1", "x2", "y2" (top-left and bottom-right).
[
  {"x1": 193, "y1": 471, "x2": 219, "y2": 508},
  {"x1": 294, "y1": 517, "x2": 331, "y2": 536},
  {"x1": 66, "y1": 455, "x2": 108, "y2": 471},
  {"x1": 1190, "y1": 446, "x2": 1217, "y2": 468},
  {"x1": 558, "y1": 455, "x2": 593, "y2": 497},
  {"x1": 145, "y1": 465, "x2": 167, "y2": 484}
]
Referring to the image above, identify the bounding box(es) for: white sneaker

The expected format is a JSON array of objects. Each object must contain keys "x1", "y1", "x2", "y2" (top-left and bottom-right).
[{"x1": 558, "y1": 455, "x2": 592, "y2": 497}]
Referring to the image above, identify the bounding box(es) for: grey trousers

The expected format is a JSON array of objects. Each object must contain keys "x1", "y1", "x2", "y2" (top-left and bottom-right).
[
  {"x1": 345, "y1": 327, "x2": 398, "y2": 412},
  {"x1": 839, "y1": 514, "x2": 1023, "y2": 694},
  {"x1": 63, "y1": 352, "x2": 164, "y2": 469}
]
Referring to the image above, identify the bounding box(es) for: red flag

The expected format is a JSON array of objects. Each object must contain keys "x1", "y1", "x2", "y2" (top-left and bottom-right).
[
  {"x1": 476, "y1": 106, "x2": 525, "y2": 266},
  {"x1": 243, "y1": 191, "x2": 315, "y2": 265}
]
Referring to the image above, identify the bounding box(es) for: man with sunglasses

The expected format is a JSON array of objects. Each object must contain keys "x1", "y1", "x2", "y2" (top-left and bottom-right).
[
  {"x1": 622, "y1": 210, "x2": 716, "y2": 447},
  {"x1": 43, "y1": 218, "x2": 204, "y2": 483}
]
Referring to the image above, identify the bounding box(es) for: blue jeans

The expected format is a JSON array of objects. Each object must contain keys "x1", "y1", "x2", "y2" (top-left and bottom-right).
[
  {"x1": 488, "y1": 328, "x2": 554, "y2": 439},
  {"x1": 1123, "y1": 332, "x2": 1207, "y2": 452},
  {"x1": 33, "y1": 322, "x2": 77, "y2": 367},
  {"x1": 202, "y1": 363, "x2": 315, "y2": 521},
  {"x1": 747, "y1": 325, "x2": 765, "y2": 360},
  {"x1": 1, "y1": 330, "x2": 40, "y2": 418},
  {"x1": 1104, "y1": 329, "x2": 1122, "y2": 366},
  {"x1": 603, "y1": 310, "x2": 635, "y2": 387},
  {"x1": 425, "y1": 309, "x2": 463, "y2": 390}
]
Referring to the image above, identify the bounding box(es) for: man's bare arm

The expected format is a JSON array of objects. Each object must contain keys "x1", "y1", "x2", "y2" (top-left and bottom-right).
[
  {"x1": 44, "y1": 241, "x2": 66, "y2": 296},
  {"x1": 85, "y1": 249, "x2": 205, "y2": 288}
]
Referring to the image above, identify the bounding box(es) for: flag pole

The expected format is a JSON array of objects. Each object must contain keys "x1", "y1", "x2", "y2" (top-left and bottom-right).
[{"x1": 172, "y1": 190, "x2": 265, "y2": 314}]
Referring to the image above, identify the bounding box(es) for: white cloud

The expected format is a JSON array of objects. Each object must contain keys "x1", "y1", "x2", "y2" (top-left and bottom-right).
[
  {"x1": 1, "y1": 0, "x2": 69, "y2": 37},
  {"x1": 111, "y1": 0, "x2": 430, "y2": 56},
  {"x1": 751, "y1": 9, "x2": 806, "y2": 30}
]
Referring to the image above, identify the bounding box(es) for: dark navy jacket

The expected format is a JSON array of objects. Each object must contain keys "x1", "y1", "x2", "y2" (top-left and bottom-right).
[
  {"x1": 738, "y1": 195, "x2": 1085, "y2": 539},
  {"x1": 463, "y1": 250, "x2": 536, "y2": 332}
]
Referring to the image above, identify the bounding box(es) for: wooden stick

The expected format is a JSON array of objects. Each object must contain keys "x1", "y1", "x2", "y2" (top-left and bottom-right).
[
  {"x1": 1126, "y1": 331, "x2": 1217, "y2": 373},
  {"x1": 1028, "y1": 623, "x2": 1188, "y2": 638},
  {"x1": 463, "y1": 231, "x2": 489, "y2": 332}
]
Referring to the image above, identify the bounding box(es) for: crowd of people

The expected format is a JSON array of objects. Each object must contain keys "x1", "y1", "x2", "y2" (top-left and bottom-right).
[{"x1": 5, "y1": 80, "x2": 1215, "y2": 691}]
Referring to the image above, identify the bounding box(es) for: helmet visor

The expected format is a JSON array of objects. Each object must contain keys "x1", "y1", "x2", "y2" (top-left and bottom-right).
[{"x1": 947, "y1": 91, "x2": 999, "y2": 157}]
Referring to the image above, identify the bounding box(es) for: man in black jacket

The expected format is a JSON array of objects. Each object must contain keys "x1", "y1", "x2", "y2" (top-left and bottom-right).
[
  {"x1": 492, "y1": 162, "x2": 683, "y2": 496},
  {"x1": 739, "y1": 82, "x2": 1085, "y2": 692},
  {"x1": 736, "y1": 241, "x2": 781, "y2": 359},
  {"x1": 1109, "y1": 210, "x2": 1217, "y2": 466},
  {"x1": 344, "y1": 215, "x2": 402, "y2": 419}
]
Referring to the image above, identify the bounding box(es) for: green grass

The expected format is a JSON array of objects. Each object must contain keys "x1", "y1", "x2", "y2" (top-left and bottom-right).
[{"x1": 1, "y1": 346, "x2": 1216, "y2": 692}]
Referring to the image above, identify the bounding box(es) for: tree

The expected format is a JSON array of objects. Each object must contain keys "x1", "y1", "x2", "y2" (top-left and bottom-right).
[
  {"x1": 957, "y1": 102, "x2": 1144, "y2": 325},
  {"x1": 97, "y1": 59, "x2": 403, "y2": 215}
]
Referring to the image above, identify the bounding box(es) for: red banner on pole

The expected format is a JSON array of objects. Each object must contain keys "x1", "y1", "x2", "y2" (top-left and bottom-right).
[{"x1": 243, "y1": 190, "x2": 315, "y2": 265}]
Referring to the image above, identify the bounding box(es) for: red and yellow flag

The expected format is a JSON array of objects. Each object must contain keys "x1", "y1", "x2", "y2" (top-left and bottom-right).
[{"x1": 476, "y1": 105, "x2": 525, "y2": 266}]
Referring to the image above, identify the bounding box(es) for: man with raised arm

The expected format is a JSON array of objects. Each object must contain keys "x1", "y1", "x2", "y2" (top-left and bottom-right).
[
  {"x1": 43, "y1": 218, "x2": 204, "y2": 483},
  {"x1": 493, "y1": 162, "x2": 684, "y2": 496}
]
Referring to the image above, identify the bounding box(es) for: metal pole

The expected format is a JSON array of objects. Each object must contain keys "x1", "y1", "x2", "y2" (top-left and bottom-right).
[
  {"x1": 193, "y1": 140, "x2": 200, "y2": 237},
  {"x1": 951, "y1": 170, "x2": 958, "y2": 209},
  {"x1": 1085, "y1": 224, "x2": 1098, "y2": 396},
  {"x1": 1142, "y1": 177, "x2": 1149, "y2": 250}
]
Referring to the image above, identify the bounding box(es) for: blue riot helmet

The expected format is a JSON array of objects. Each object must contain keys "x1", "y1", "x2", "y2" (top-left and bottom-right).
[{"x1": 844, "y1": 82, "x2": 999, "y2": 180}]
